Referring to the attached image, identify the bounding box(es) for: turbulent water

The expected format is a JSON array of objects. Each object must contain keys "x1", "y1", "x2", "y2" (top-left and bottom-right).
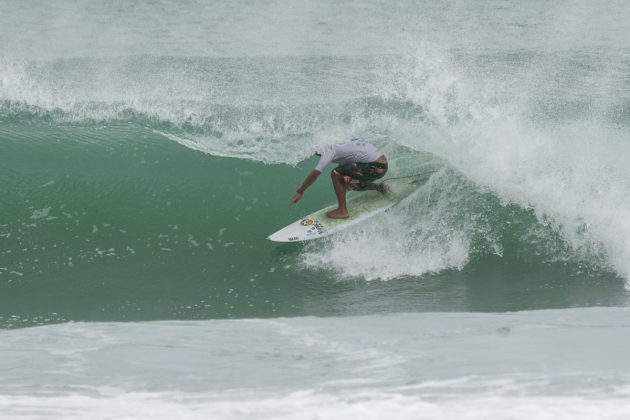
[{"x1": 2, "y1": 0, "x2": 630, "y2": 418}]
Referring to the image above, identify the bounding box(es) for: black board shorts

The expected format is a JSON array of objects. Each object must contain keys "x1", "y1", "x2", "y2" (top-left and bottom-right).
[{"x1": 333, "y1": 161, "x2": 388, "y2": 191}]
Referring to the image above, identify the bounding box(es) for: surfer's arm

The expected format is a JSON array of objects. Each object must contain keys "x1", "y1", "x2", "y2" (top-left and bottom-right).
[{"x1": 289, "y1": 170, "x2": 320, "y2": 206}]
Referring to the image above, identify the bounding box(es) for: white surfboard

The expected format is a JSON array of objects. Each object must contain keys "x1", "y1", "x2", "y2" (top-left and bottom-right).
[{"x1": 267, "y1": 178, "x2": 421, "y2": 242}]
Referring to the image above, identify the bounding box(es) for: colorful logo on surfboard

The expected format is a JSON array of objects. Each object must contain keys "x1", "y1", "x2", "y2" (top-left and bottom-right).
[{"x1": 300, "y1": 218, "x2": 314, "y2": 226}]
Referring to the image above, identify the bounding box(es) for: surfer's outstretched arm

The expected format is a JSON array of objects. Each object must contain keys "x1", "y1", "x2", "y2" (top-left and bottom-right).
[{"x1": 289, "y1": 170, "x2": 320, "y2": 206}]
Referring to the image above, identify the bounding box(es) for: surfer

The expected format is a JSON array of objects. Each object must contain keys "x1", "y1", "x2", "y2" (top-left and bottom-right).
[{"x1": 289, "y1": 139, "x2": 388, "y2": 219}]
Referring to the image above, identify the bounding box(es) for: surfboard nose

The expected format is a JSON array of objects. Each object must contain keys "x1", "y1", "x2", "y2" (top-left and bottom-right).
[{"x1": 267, "y1": 229, "x2": 297, "y2": 242}]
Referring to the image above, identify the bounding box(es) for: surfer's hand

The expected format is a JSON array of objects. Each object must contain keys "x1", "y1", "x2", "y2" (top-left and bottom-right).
[{"x1": 289, "y1": 192, "x2": 302, "y2": 206}]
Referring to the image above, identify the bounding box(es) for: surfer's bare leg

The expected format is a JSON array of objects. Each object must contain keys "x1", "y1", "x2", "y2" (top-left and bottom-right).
[{"x1": 326, "y1": 171, "x2": 349, "y2": 219}]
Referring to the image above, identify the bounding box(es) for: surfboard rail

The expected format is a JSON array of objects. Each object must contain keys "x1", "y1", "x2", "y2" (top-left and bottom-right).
[{"x1": 267, "y1": 178, "x2": 420, "y2": 242}]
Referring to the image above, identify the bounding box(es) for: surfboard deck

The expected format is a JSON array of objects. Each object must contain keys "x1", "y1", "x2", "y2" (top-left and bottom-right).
[{"x1": 267, "y1": 178, "x2": 420, "y2": 242}]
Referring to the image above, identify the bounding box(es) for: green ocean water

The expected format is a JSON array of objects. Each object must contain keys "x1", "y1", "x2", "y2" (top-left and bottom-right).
[{"x1": 1, "y1": 116, "x2": 628, "y2": 328}]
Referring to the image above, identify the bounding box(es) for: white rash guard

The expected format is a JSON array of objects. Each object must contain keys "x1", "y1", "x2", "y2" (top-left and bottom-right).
[{"x1": 314, "y1": 141, "x2": 383, "y2": 173}]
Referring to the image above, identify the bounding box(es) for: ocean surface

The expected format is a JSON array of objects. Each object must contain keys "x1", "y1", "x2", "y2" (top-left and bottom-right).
[{"x1": 2, "y1": 0, "x2": 630, "y2": 418}]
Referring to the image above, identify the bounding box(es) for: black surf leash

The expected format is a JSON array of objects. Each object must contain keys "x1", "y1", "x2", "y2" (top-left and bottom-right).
[{"x1": 384, "y1": 173, "x2": 427, "y2": 181}]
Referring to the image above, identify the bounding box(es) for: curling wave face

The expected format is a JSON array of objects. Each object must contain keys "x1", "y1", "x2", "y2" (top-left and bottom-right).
[{"x1": 2, "y1": 50, "x2": 630, "y2": 285}]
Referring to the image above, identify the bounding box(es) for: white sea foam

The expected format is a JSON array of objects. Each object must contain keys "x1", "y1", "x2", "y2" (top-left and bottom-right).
[
  {"x1": 2, "y1": 309, "x2": 630, "y2": 419},
  {"x1": 30, "y1": 207, "x2": 52, "y2": 220},
  {"x1": 1, "y1": 392, "x2": 630, "y2": 420},
  {"x1": 296, "y1": 46, "x2": 630, "y2": 281},
  {"x1": 378, "y1": 48, "x2": 630, "y2": 280},
  {"x1": 301, "y1": 172, "x2": 473, "y2": 280}
]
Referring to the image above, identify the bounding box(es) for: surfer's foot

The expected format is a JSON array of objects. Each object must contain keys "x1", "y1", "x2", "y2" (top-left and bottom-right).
[{"x1": 326, "y1": 209, "x2": 349, "y2": 219}]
